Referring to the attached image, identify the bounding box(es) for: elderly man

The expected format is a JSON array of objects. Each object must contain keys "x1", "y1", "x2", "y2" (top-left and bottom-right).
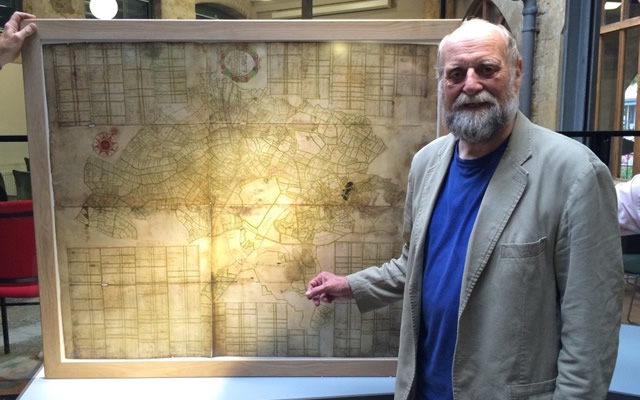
[
  {"x1": 0, "y1": 11, "x2": 36, "y2": 70},
  {"x1": 306, "y1": 19, "x2": 622, "y2": 400}
]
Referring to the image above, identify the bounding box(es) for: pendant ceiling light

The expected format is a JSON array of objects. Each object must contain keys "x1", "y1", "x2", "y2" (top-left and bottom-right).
[
  {"x1": 604, "y1": 1, "x2": 622, "y2": 10},
  {"x1": 89, "y1": 0, "x2": 118, "y2": 20}
]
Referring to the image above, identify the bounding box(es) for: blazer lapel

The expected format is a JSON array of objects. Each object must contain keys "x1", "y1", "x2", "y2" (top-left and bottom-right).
[
  {"x1": 458, "y1": 112, "x2": 532, "y2": 315},
  {"x1": 408, "y1": 135, "x2": 456, "y2": 337}
]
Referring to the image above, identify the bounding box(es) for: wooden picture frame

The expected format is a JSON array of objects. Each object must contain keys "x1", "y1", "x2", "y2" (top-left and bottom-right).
[{"x1": 22, "y1": 19, "x2": 459, "y2": 379}]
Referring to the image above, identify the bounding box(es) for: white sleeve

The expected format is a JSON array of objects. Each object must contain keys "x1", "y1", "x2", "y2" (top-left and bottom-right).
[{"x1": 616, "y1": 174, "x2": 640, "y2": 235}]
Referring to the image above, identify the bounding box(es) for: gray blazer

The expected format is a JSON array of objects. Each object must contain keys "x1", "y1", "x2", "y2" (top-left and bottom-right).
[{"x1": 347, "y1": 112, "x2": 623, "y2": 400}]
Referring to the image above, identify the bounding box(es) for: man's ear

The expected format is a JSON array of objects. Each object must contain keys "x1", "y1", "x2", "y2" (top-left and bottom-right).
[
  {"x1": 513, "y1": 57, "x2": 523, "y2": 90},
  {"x1": 516, "y1": 57, "x2": 523, "y2": 79}
]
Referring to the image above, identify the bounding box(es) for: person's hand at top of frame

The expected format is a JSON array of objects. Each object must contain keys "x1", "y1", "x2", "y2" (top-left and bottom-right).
[
  {"x1": 0, "y1": 12, "x2": 37, "y2": 68},
  {"x1": 305, "y1": 271, "x2": 353, "y2": 306}
]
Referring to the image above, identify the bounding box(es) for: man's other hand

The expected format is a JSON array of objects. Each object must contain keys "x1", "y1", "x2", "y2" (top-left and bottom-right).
[{"x1": 0, "y1": 12, "x2": 36, "y2": 67}]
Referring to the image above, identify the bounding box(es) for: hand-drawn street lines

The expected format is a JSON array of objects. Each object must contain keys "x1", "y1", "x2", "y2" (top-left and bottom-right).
[
  {"x1": 266, "y1": 43, "x2": 431, "y2": 118},
  {"x1": 47, "y1": 43, "x2": 188, "y2": 127},
  {"x1": 67, "y1": 246, "x2": 211, "y2": 359},
  {"x1": 45, "y1": 41, "x2": 437, "y2": 359}
]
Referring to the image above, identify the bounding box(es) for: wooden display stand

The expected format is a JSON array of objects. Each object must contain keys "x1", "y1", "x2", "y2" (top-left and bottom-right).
[{"x1": 21, "y1": 18, "x2": 459, "y2": 379}]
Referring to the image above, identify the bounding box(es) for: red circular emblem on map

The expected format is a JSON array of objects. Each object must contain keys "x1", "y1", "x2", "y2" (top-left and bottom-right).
[
  {"x1": 220, "y1": 45, "x2": 260, "y2": 83},
  {"x1": 93, "y1": 128, "x2": 119, "y2": 157}
]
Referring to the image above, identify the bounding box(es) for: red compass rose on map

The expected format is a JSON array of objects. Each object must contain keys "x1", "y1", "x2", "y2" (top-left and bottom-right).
[{"x1": 93, "y1": 127, "x2": 119, "y2": 157}]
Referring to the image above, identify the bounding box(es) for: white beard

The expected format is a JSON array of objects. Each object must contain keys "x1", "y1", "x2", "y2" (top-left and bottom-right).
[{"x1": 443, "y1": 87, "x2": 519, "y2": 144}]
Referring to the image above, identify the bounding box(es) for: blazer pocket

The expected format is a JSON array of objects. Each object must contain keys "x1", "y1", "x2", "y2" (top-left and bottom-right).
[
  {"x1": 500, "y1": 237, "x2": 547, "y2": 259},
  {"x1": 507, "y1": 378, "x2": 556, "y2": 399}
]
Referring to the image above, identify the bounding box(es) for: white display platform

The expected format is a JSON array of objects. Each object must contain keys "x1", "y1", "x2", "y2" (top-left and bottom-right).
[
  {"x1": 609, "y1": 323, "x2": 640, "y2": 399},
  {"x1": 17, "y1": 324, "x2": 640, "y2": 400},
  {"x1": 18, "y1": 372, "x2": 395, "y2": 400}
]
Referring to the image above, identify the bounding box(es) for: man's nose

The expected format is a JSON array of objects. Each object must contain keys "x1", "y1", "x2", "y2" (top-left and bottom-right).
[{"x1": 462, "y1": 68, "x2": 483, "y2": 95}]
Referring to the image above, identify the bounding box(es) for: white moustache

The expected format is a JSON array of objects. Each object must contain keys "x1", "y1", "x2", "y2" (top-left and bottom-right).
[{"x1": 453, "y1": 91, "x2": 499, "y2": 110}]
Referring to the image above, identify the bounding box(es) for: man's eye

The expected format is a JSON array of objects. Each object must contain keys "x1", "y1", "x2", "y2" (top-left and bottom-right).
[
  {"x1": 447, "y1": 70, "x2": 465, "y2": 82},
  {"x1": 477, "y1": 65, "x2": 498, "y2": 78}
]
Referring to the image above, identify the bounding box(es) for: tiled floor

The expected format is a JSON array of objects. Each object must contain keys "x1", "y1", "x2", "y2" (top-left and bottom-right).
[
  {"x1": 0, "y1": 302, "x2": 41, "y2": 400},
  {"x1": 0, "y1": 302, "x2": 41, "y2": 359}
]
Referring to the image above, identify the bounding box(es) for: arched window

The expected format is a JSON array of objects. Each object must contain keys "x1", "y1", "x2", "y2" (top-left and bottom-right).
[
  {"x1": 463, "y1": 0, "x2": 511, "y2": 32},
  {"x1": 85, "y1": 0, "x2": 153, "y2": 19},
  {"x1": 0, "y1": 0, "x2": 22, "y2": 28},
  {"x1": 195, "y1": 3, "x2": 245, "y2": 20}
]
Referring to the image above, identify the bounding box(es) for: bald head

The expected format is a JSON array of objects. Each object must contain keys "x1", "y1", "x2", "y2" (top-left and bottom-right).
[
  {"x1": 436, "y1": 18, "x2": 523, "y2": 149},
  {"x1": 436, "y1": 19, "x2": 520, "y2": 80}
]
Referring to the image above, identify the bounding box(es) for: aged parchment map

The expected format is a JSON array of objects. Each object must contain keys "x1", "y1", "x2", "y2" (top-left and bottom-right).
[{"x1": 44, "y1": 42, "x2": 438, "y2": 359}]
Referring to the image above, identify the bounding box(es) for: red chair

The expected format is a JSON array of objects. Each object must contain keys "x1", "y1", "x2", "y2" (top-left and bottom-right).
[{"x1": 0, "y1": 200, "x2": 39, "y2": 354}]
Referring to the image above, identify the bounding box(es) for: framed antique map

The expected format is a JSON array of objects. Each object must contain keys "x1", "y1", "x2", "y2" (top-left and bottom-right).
[{"x1": 22, "y1": 19, "x2": 459, "y2": 378}]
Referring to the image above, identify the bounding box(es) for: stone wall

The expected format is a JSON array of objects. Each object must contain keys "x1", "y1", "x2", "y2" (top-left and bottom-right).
[
  {"x1": 200, "y1": 0, "x2": 253, "y2": 18},
  {"x1": 529, "y1": 0, "x2": 564, "y2": 130},
  {"x1": 157, "y1": 0, "x2": 194, "y2": 19},
  {"x1": 23, "y1": 0, "x2": 85, "y2": 18},
  {"x1": 162, "y1": 0, "x2": 253, "y2": 19}
]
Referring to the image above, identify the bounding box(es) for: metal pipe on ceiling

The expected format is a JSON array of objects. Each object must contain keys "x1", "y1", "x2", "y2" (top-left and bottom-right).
[{"x1": 519, "y1": 0, "x2": 538, "y2": 118}]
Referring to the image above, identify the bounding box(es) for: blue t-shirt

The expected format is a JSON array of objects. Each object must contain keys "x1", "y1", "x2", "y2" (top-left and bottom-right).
[{"x1": 416, "y1": 139, "x2": 508, "y2": 399}]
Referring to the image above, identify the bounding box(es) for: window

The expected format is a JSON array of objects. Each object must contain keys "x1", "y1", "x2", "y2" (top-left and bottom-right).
[
  {"x1": 463, "y1": 0, "x2": 510, "y2": 31},
  {"x1": 596, "y1": 0, "x2": 640, "y2": 178},
  {"x1": 85, "y1": 0, "x2": 153, "y2": 19},
  {"x1": 195, "y1": 3, "x2": 244, "y2": 20},
  {"x1": 0, "y1": 0, "x2": 22, "y2": 28}
]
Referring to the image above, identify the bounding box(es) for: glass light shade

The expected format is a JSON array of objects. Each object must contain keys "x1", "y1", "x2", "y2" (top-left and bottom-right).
[
  {"x1": 605, "y1": 1, "x2": 622, "y2": 10},
  {"x1": 89, "y1": 0, "x2": 118, "y2": 20}
]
